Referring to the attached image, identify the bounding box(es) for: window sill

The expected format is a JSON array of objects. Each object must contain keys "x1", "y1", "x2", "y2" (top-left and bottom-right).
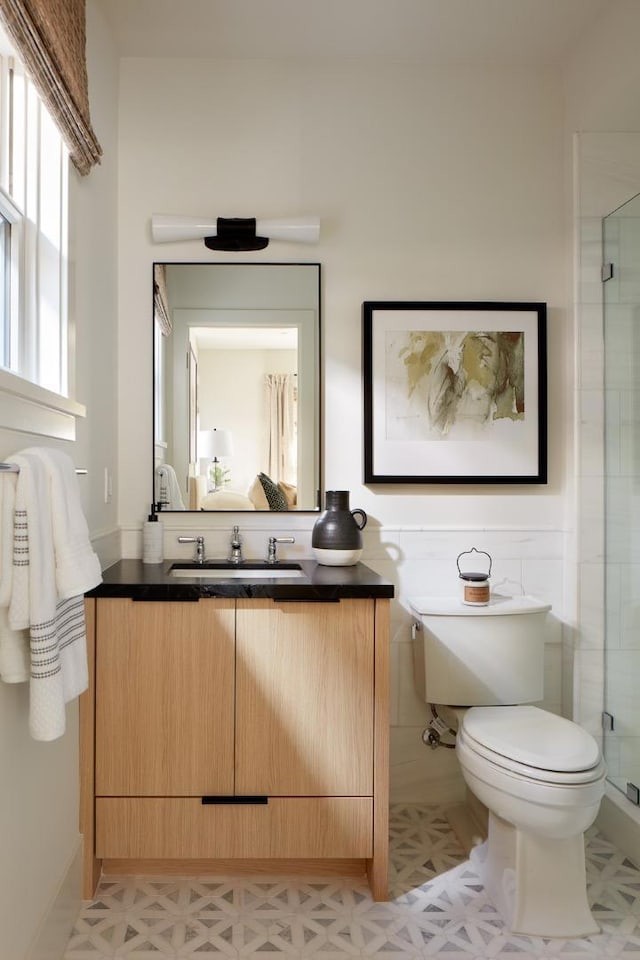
[{"x1": 0, "y1": 368, "x2": 86, "y2": 440}]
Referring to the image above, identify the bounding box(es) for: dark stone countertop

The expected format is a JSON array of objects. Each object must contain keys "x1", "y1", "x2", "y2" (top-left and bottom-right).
[{"x1": 86, "y1": 558, "x2": 395, "y2": 602}]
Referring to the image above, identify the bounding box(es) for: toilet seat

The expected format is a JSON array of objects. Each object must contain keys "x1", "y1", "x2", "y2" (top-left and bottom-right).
[{"x1": 460, "y1": 705, "x2": 605, "y2": 786}]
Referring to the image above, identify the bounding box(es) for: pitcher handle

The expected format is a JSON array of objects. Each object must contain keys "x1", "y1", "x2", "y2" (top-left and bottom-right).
[{"x1": 351, "y1": 508, "x2": 367, "y2": 530}]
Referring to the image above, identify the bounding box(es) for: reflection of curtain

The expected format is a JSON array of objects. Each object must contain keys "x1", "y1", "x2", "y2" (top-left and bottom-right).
[
  {"x1": 265, "y1": 374, "x2": 297, "y2": 484},
  {"x1": 154, "y1": 264, "x2": 172, "y2": 336}
]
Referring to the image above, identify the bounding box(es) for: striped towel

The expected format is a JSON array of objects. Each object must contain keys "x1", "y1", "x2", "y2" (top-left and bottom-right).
[
  {"x1": 156, "y1": 464, "x2": 186, "y2": 510},
  {"x1": 6, "y1": 450, "x2": 102, "y2": 740}
]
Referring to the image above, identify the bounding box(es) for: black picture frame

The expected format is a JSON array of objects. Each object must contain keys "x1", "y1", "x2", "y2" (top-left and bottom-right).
[{"x1": 363, "y1": 301, "x2": 547, "y2": 484}]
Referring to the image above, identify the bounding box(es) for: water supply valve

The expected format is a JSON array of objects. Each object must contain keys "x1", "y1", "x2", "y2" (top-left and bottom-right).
[{"x1": 422, "y1": 714, "x2": 451, "y2": 749}]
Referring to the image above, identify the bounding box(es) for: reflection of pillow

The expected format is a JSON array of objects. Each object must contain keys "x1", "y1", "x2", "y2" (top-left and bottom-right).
[
  {"x1": 247, "y1": 476, "x2": 270, "y2": 510},
  {"x1": 277, "y1": 481, "x2": 297, "y2": 507},
  {"x1": 200, "y1": 490, "x2": 255, "y2": 510},
  {"x1": 258, "y1": 472, "x2": 289, "y2": 511}
]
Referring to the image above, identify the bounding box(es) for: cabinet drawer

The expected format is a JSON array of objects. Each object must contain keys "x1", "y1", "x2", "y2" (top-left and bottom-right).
[{"x1": 96, "y1": 797, "x2": 372, "y2": 859}]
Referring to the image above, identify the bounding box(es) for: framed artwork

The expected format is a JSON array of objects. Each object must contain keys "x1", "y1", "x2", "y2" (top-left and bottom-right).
[{"x1": 363, "y1": 301, "x2": 547, "y2": 484}]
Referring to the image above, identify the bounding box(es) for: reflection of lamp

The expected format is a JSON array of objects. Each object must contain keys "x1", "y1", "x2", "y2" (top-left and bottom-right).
[
  {"x1": 198, "y1": 428, "x2": 233, "y2": 491},
  {"x1": 151, "y1": 214, "x2": 320, "y2": 251}
]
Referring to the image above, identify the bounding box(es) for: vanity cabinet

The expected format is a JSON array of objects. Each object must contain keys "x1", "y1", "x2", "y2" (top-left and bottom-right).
[
  {"x1": 235, "y1": 599, "x2": 373, "y2": 796},
  {"x1": 82, "y1": 590, "x2": 389, "y2": 901},
  {"x1": 95, "y1": 599, "x2": 235, "y2": 796}
]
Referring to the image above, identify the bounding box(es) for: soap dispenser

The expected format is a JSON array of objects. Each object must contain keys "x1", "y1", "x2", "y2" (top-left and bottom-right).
[{"x1": 142, "y1": 509, "x2": 164, "y2": 564}]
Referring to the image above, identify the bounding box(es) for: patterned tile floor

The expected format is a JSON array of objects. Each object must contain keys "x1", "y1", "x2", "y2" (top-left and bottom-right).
[{"x1": 64, "y1": 804, "x2": 640, "y2": 959}]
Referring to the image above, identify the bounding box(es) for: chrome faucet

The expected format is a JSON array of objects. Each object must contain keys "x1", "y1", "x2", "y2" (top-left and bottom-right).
[
  {"x1": 267, "y1": 536, "x2": 295, "y2": 564},
  {"x1": 177, "y1": 535, "x2": 205, "y2": 564},
  {"x1": 228, "y1": 525, "x2": 243, "y2": 564}
]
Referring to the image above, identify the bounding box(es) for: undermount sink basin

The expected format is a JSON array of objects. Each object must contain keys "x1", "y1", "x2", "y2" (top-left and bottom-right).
[{"x1": 170, "y1": 562, "x2": 306, "y2": 579}]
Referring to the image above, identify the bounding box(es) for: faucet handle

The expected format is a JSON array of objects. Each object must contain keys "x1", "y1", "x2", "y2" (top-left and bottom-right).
[
  {"x1": 177, "y1": 535, "x2": 206, "y2": 563},
  {"x1": 267, "y1": 536, "x2": 295, "y2": 563}
]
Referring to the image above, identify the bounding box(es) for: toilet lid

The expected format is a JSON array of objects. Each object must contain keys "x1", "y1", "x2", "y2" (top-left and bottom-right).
[{"x1": 462, "y1": 705, "x2": 601, "y2": 773}]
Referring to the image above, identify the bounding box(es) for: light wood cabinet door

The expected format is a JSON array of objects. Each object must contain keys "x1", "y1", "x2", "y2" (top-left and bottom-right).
[
  {"x1": 235, "y1": 599, "x2": 374, "y2": 796},
  {"x1": 95, "y1": 598, "x2": 235, "y2": 797}
]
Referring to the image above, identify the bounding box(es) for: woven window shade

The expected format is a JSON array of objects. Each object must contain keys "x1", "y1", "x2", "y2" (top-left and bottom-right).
[
  {"x1": 0, "y1": 0, "x2": 102, "y2": 175},
  {"x1": 154, "y1": 264, "x2": 172, "y2": 337}
]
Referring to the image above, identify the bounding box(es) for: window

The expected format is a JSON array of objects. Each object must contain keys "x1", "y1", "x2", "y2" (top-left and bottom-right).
[
  {"x1": 0, "y1": 210, "x2": 9, "y2": 369},
  {"x1": 0, "y1": 22, "x2": 82, "y2": 437}
]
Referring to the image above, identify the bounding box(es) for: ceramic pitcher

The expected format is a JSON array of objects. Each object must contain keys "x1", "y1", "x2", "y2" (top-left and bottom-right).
[{"x1": 312, "y1": 490, "x2": 367, "y2": 566}]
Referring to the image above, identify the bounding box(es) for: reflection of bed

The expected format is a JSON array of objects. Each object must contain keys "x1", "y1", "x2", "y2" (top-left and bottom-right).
[
  {"x1": 189, "y1": 474, "x2": 297, "y2": 511},
  {"x1": 200, "y1": 490, "x2": 255, "y2": 510}
]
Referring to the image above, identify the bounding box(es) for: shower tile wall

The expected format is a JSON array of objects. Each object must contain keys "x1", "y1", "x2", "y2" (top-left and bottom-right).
[
  {"x1": 603, "y1": 205, "x2": 640, "y2": 796},
  {"x1": 362, "y1": 526, "x2": 564, "y2": 803},
  {"x1": 575, "y1": 134, "x2": 640, "y2": 809},
  {"x1": 576, "y1": 206, "x2": 607, "y2": 741}
]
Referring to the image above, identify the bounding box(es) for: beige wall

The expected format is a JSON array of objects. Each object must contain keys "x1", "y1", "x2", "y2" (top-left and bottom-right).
[
  {"x1": 118, "y1": 58, "x2": 568, "y2": 532},
  {"x1": 0, "y1": 2, "x2": 119, "y2": 956}
]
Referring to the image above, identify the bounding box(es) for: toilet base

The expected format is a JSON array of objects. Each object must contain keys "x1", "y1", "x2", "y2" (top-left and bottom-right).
[{"x1": 471, "y1": 811, "x2": 599, "y2": 938}]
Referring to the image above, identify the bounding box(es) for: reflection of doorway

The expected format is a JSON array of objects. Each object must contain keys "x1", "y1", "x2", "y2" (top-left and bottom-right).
[
  {"x1": 188, "y1": 345, "x2": 198, "y2": 467},
  {"x1": 191, "y1": 326, "x2": 298, "y2": 496}
]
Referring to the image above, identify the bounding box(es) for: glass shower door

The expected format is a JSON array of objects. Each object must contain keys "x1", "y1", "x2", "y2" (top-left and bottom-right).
[{"x1": 603, "y1": 190, "x2": 640, "y2": 803}]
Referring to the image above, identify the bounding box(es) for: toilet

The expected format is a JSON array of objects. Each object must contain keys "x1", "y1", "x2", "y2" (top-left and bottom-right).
[{"x1": 409, "y1": 594, "x2": 606, "y2": 939}]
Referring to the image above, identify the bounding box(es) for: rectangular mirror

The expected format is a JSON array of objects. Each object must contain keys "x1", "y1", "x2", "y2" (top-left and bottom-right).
[{"x1": 153, "y1": 262, "x2": 321, "y2": 512}]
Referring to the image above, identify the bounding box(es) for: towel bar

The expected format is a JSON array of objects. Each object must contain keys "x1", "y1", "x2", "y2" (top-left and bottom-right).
[{"x1": 0, "y1": 463, "x2": 88, "y2": 475}]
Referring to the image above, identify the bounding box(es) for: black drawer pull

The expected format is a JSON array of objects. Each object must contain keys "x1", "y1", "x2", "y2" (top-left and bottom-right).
[{"x1": 201, "y1": 795, "x2": 268, "y2": 805}]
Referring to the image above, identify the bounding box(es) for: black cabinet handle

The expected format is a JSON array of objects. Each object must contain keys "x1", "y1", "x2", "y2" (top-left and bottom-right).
[{"x1": 201, "y1": 796, "x2": 268, "y2": 805}]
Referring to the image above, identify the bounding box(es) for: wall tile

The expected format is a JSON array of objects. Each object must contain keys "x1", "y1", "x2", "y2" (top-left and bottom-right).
[
  {"x1": 579, "y1": 561, "x2": 605, "y2": 649},
  {"x1": 396, "y1": 641, "x2": 432, "y2": 727},
  {"x1": 389, "y1": 726, "x2": 465, "y2": 804}
]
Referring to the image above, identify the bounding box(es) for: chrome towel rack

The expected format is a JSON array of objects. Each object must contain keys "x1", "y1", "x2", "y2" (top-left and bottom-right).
[{"x1": 0, "y1": 463, "x2": 88, "y2": 475}]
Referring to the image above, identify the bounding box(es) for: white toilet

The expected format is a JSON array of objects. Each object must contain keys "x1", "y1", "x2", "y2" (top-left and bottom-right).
[{"x1": 409, "y1": 594, "x2": 606, "y2": 939}]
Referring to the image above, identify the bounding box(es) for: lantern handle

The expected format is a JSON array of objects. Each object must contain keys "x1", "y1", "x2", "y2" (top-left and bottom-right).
[{"x1": 456, "y1": 547, "x2": 492, "y2": 577}]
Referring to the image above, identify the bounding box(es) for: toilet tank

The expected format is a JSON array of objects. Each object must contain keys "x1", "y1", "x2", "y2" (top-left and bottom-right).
[{"x1": 409, "y1": 595, "x2": 551, "y2": 706}]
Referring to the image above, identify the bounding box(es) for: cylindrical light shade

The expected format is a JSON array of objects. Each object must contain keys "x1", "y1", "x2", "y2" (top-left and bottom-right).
[
  {"x1": 198, "y1": 428, "x2": 233, "y2": 459},
  {"x1": 151, "y1": 214, "x2": 320, "y2": 245},
  {"x1": 255, "y1": 218, "x2": 319, "y2": 244}
]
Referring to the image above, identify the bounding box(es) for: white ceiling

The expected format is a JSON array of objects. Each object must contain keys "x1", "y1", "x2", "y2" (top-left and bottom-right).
[
  {"x1": 191, "y1": 327, "x2": 298, "y2": 351},
  {"x1": 103, "y1": 0, "x2": 608, "y2": 65}
]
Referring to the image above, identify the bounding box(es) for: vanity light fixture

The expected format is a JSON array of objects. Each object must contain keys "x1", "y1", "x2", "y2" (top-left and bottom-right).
[{"x1": 151, "y1": 214, "x2": 320, "y2": 251}]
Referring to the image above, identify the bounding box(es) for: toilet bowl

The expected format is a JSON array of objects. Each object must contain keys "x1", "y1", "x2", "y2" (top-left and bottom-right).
[
  {"x1": 457, "y1": 705, "x2": 606, "y2": 937},
  {"x1": 408, "y1": 595, "x2": 606, "y2": 938}
]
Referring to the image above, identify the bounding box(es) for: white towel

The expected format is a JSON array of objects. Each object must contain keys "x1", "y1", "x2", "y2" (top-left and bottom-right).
[
  {"x1": 0, "y1": 471, "x2": 29, "y2": 682},
  {"x1": 0, "y1": 469, "x2": 16, "y2": 607},
  {"x1": 24, "y1": 447, "x2": 102, "y2": 598},
  {"x1": 156, "y1": 464, "x2": 186, "y2": 510},
  {"x1": 4, "y1": 449, "x2": 102, "y2": 740}
]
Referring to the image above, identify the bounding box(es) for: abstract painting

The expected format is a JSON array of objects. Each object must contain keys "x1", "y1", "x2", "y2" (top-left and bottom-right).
[{"x1": 363, "y1": 302, "x2": 547, "y2": 483}]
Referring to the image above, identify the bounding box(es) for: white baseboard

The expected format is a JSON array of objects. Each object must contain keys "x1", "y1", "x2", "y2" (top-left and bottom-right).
[
  {"x1": 27, "y1": 838, "x2": 83, "y2": 960},
  {"x1": 596, "y1": 782, "x2": 640, "y2": 869}
]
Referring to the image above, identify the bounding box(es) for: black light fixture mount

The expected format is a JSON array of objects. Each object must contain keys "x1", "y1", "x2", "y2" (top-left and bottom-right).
[{"x1": 204, "y1": 217, "x2": 268, "y2": 251}]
